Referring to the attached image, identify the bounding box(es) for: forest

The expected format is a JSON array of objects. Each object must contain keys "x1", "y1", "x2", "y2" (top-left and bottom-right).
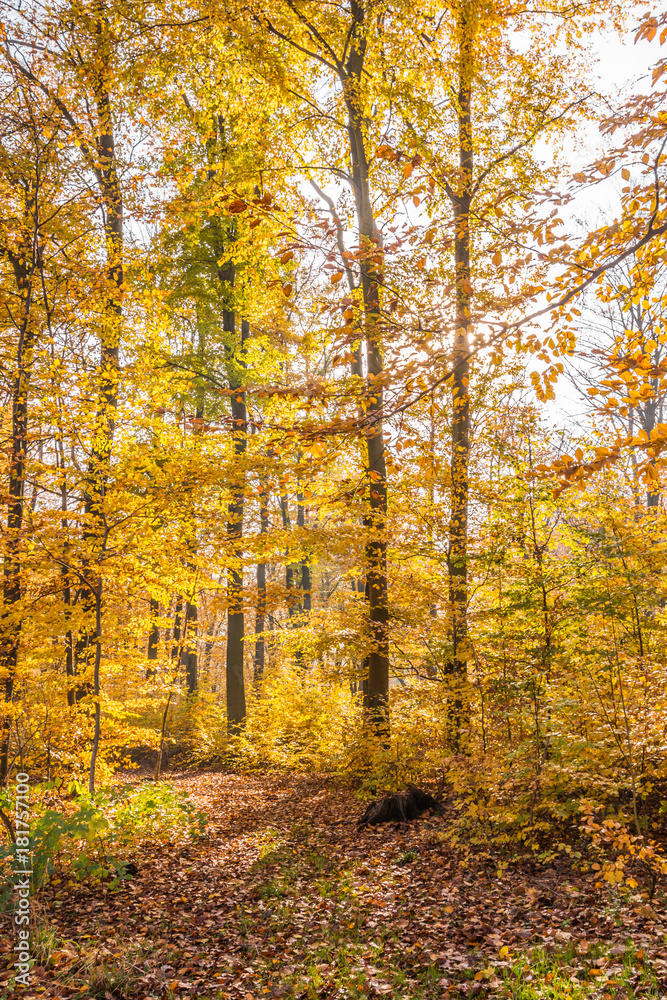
[{"x1": 2, "y1": 0, "x2": 667, "y2": 998}]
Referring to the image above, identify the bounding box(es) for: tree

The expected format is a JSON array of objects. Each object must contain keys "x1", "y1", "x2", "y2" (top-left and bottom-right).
[
  {"x1": 0, "y1": 68, "x2": 55, "y2": 782},
  {"x1": 235, "y1": 0, "x2": 393, "y2": 729}
]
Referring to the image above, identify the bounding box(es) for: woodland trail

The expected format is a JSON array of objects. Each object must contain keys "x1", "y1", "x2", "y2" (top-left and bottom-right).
[{"x1": 5, "y1": 771, "x2": 667, "y2": 999}]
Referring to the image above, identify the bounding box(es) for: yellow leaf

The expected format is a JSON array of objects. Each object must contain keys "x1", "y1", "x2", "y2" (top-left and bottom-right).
[
  {"x1": 499, "y1": 945, "x2": 509, "y2": 959},
  {"x1": 492, "y1": 250, "x2": 502, "y2": 265},
  {"x1": 404, "y1": 161, "x2": 413, "y2": 178},
  {"x1": 622, "y1": 167, "x2": 630, "y2": 180},
  {"x1": 330, "y1": 271, "x2": 343, "y2": 284}
]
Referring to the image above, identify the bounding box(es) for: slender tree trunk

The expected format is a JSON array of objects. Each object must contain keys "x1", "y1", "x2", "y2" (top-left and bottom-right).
[
  {"x1": 254, "y1": 481, "x2": 269, "y2": 684},
  {"x1": 279, "y1": 493, "x2": 298, "y2": 616},
  {"x1": 344, "y1": 1, "x2": 389, "y2": 731},
  {"x1": 204, "y1": 620, "x2": 216, "y2": 676},
  {"x1": 176, "y1": 322, "x2": 206, "y2": 695},
  {"x1": 428, "y1": 391, "x2": 438, "y2": 633},
  {"x1": 0, "y1": 200, "x2": 39, "y2": 785},
  {"x1": 183, "y1": 600, "x2": 198, "y2": 694},
  {"x1": 261, "y1": 1, "x2": 389, "y2": 727},
  {"x1": 156, "y1": 589, "x2": 188, "y2": 780},
  {"x1": 297, "y1": 490, "x2": 312, "y2": 615},
  {"x1": 147, "y1": 596, "x2": 159, "y2": 677},
  {"x1": 224, "y1": 302, "x2": 248, "y2": 732},
  {"x1": 57, "y1": 444, "x2": 77, "y2": 707},
  {"x1": 75, "y1": 27, "x2": 124, "y2": 722},
  {"x1": 88, "y1": 569, "x2": 104, "y2": 795},
  {"x1": 644, "y1": 397, "x2": 661, "y2": 509},
  {"x1": 446, "y1": 0, "x2": 475, "y2": 745},
  {"x1": 171, "y1": 595, "x2": 183, "y2": 661},
  {"x1": 310, "y1": 182, "x2": 371, "y2": 697}
]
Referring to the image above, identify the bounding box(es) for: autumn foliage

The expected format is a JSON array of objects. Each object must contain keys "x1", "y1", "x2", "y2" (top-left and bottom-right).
[{"x1": 2, "y1": 0, "x2": 667, "y2": 898}]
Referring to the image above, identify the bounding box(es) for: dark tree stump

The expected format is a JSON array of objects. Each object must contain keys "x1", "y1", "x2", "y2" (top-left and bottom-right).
[{"x1": 357, "y1": 785, "x2": 444, "y2": 826}]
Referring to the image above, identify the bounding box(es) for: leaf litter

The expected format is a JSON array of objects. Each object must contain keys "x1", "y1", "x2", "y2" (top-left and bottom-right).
[{"x1": 1, "y1": 770, "x2": 666, "y2": 999}]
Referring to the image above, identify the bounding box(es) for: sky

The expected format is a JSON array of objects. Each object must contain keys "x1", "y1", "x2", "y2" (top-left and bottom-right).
[{"x1": 538, "y1": 17, "x2": 660, "y2": 429}]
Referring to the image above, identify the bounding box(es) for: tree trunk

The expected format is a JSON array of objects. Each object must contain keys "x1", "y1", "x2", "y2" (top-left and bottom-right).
[
  {"x1": 446, "y1": 0, "x2": 475, "y2": 745},
  {"x1": 57, "y1": 446, "x2": 77, "y2": 708},
  {"x1": 279, "y1": 493, "x2": 300, "y2": 616},
  {"x1": 224, "y1": 303, "x2": 248, "y2": 733},
  {"x1": 171, "y1": 595, "x2": 183, "y2": 661},
  {"x1": 147, "y1": 596, "x2": 159, "y2": 676},
  {"x1": 75, "y1": 24, "x2": 124, "y2": 717},
  {"x1": 203, "y1": 620, "x2": 217, "y2": 677},
  {"x1": 183, "y1": 600, "x2": 198, "y2": 694},
  {"x1": 254, "y1": 480, "x2": 269, "y2": 684},
  {"x1": 88, "y1": 570, "x2": 105, "y2": 795},
  {"x1": 344, "y1": 2, "x2": 389, "y2": 731},
  {"x1": 261, "y1": 0, "x2": 390, "y2": 729},
  {"x1": 297, "y1": 490, "x2": 312, "y2": 614},
  {"x1": 0, "y1": 192, "x2": 39, "y2": 785}
]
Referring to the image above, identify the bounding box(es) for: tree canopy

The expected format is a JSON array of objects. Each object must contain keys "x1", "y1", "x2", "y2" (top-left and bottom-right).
[{"x1": 3, "y1": 0, "x2": 667, "y2": 932}]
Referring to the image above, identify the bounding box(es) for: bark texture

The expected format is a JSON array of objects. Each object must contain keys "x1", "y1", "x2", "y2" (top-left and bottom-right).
[
  {"x1": 446, "y1": 0, "x2": 476, "y2": 744},
  {"x1": 224, "y1": 304, "x2": 248, "y2": 732}
]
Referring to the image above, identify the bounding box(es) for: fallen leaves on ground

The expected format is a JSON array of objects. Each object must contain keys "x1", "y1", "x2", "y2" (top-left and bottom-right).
[{"x1": 1, "y1": 770, "x2": 666, "y2": 999}]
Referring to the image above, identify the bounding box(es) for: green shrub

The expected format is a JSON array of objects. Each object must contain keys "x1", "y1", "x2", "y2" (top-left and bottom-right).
[{"x1": 0, "y1": 780, "x2": 207, "y2": 906}]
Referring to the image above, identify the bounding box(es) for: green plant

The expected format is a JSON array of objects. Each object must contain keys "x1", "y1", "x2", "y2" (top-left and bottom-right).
[
  {"x1": 1, "y1": 792, "x2": 112, "y2": 899},
  {"x1": 0, "y1": 779, "x2": 207, "y2": 906},
  {"x1": 101, "y1": 780, "x2": 208, "y2": 845}
]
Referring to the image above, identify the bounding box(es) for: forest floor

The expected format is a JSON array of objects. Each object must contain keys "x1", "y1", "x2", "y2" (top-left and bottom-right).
[{"x1": 2, "y1": 770, "x2": 667, "y2": 1000}]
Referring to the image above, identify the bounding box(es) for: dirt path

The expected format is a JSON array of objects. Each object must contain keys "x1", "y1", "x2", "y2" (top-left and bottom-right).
[{"x1": 2, "y1": 771, "x2": 667, "y2": 998}]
